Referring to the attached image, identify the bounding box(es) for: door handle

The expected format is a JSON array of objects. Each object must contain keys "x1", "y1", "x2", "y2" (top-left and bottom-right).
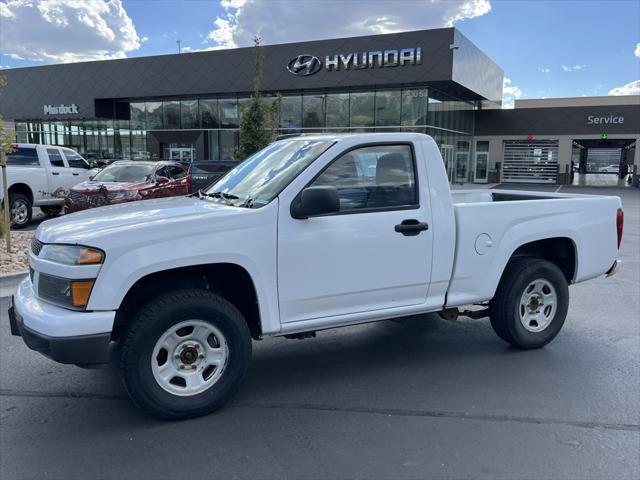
[
  {"x1": 72, "y1": 173, "x2": 79, "y2": 176},
  {"x1": 395, "y1": 219, "x2": 429, "y2": 236},
  {"x1": 52, "y1": 172, "x2": 60, "y2": 175}
]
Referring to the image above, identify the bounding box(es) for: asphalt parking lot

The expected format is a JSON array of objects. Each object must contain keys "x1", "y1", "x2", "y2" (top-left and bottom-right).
[{"x1": 1, "y1": 186, "x2": 638, "y2": 479}]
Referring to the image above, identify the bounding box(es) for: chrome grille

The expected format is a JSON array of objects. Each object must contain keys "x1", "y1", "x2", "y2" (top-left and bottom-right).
[{"x1": 31, "y1": 238, "x2": 44, "y2": 256}]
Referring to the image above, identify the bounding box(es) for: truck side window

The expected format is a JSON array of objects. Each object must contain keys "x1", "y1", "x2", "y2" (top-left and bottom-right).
[
  {"x1": 6, "y1": 147, "x2": 39, "y2": 166},
  {"x1": 312, "y1": 144, "x2": 417, "y2": 212},
  {"x1": 47, "y1": 148, "x2": 65, "y2": 167},
  {"x1": 62, "y1": 149, "x2": 89, "y2": 168}
]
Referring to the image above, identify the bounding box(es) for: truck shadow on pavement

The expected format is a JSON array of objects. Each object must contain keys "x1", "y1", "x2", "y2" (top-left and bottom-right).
[{"x1": 92, "y1": 313, "x2": 549, "y2": 424}]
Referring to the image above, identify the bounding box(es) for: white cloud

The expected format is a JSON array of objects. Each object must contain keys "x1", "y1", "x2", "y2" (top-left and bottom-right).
[
  {"x1": 537, "y1": 67, "x2": 550, "y2": 74},
  {"x1": 561, "y1": 64, "x2": 586, "y2": 72},
  {"x1": 502, "y1": 77, "x2": 522, "y2": 109},
  {"x1": 635, "y1": 43, "x2": 640, "y2": 58},
  {"x1": 205, "y1": 0, "x2": 491, "y2": 49},
  {"x1": 608, "y1": 80, "x2": 640, "y2": 96},
  {"x1": 0, "y1": 0, "x2": 140, "y2": 63},
  {"x1": 140, "y1": 35, "x2": 149, "y2": 43}
]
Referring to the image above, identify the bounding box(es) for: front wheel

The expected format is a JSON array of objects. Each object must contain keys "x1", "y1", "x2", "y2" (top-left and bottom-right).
[
  {"x1": 489, "y1": 258, "x2": 569, "y2": 349},
  {"x1": 120, "y1": 289, "x2": 252, "y2": 419}
]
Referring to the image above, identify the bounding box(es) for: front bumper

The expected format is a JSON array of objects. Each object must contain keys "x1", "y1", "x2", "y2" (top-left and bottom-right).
[{"x1": 8, "y1": 279, "x2": 115, "y2": 366}]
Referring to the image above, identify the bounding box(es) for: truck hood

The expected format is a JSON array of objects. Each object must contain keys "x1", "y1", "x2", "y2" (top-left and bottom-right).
[{"x1": 36, "y1": 196, "x2": 247, "y2": 245}]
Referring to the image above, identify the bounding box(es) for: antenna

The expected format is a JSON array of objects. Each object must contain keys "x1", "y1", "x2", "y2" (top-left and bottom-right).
[{"x1": 176, "y1": 38, "x2": 181, "y2": 54}]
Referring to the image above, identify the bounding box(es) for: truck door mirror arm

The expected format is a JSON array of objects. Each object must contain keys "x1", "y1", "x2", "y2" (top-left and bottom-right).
[{"x1": 290, "y1": 186, "x2": 340, "y2": 219}]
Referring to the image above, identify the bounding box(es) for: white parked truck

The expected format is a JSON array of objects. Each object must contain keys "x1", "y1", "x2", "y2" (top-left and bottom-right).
[
  {"x1": 0, "y1": 143, "x2": 97, "y2": 228},
  {"x1": 8, "y1": 133, "x2": 623, "y2": 419}
]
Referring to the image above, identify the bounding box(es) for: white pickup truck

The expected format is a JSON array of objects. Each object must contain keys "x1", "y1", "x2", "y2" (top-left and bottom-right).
[
  {"x1": 1, "y1": 143, "x2": 97, "y2": 228},
  {"x1": 8, "y1": 133, "x2": 623, "y2": 419}
]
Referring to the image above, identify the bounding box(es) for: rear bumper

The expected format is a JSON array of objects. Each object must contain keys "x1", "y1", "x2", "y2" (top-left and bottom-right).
[
  {"x1": 9, "y1": 296, "x2": 111, "y2": 366},
  {"x1": 606, "y1": 259, "x2": 621, "y2": 277}
]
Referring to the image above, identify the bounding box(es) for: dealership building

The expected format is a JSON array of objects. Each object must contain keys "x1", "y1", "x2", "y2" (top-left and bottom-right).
[{"x1": 1, "y1": 27, "x2": 638, "y2": 185}]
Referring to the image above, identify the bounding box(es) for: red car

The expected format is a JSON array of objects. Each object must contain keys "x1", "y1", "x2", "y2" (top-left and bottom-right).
[{"x1": 65, "y1": 161, "x2": 191, "y2": 213}]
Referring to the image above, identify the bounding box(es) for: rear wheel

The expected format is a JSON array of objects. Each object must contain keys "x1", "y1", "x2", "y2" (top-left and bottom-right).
[
  {"x1": 9, "y1": 193, "x2": 32, "y2": 229},
  {"x1": 489, "y1": 258, "x2": 569, "y2": 349},
  {"x1": 120, "y1": 289, "x2": 252, "y2": 419}
]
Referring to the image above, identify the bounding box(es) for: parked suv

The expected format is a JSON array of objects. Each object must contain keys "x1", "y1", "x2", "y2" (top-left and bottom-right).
[{"x1": 0, "y1": 144, "x2": 97, "y2": 228}]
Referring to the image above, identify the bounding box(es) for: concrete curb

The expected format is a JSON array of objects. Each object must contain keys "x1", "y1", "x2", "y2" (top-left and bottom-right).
[{"x1": 0, "y1": 271, "x2": 28, "y2": 298}]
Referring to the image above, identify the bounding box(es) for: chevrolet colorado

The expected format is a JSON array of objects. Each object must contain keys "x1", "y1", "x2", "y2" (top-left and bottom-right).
[{"x1": 8, "y1": 133, "x2": 623, "y2": 419}]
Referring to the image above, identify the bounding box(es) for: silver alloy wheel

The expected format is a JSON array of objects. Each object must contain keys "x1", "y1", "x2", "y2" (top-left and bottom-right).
[
  {"x1": 518, "y1": 278, "x2": 557, "y2": 333},
  {"x1": 11, "y1": 199, "x2": 29, "y2": 225},
  {"x1": 151, "y1": 319, "x2": 229, "y2": 396}
]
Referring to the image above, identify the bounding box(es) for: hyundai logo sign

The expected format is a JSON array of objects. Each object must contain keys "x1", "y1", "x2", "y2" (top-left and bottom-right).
[
  {"x1": 287, "y1": 55, "x2": 322, "y2": 76},
  {"x1": 287, "y1": 48, "x2": 422, "y2": 76}
]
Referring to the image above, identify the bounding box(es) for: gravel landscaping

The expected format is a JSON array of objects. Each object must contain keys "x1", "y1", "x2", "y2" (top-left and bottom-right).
[{"x1": 0, "y1": 231, "x2": 33, "y2": 274}]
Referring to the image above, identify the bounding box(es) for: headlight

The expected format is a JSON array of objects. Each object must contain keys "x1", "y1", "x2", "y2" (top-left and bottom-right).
[
  {"x1": 40, "y1": 245, "x2": 104, "y2": 265},
  {"x1": 111, "y1": 190, "x2": 138, "y2": 200},
  {"x1": 38, "y1": 274, "x2": 95, "y2": 309}
]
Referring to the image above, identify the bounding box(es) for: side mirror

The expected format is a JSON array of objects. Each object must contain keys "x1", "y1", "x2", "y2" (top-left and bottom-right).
[
  {"x1": 155, "y1": 176, "x2": 170, "y2": 184},
  {"x1": 291, "y1": 186, "x2": 340, "y2": 219}
]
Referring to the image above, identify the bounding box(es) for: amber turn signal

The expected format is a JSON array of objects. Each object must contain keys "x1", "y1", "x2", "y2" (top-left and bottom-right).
[
  {"x1": 71, "y1": 280, "x2": 95, "y2": 307},
  {"x1": 78, "y1": 248, "x2": 104, "y2": 265}
]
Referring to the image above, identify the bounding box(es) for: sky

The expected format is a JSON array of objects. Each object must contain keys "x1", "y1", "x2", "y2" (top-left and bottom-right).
[{"x1": 0, "y1": 0, "x2": 639, "y2": 108}]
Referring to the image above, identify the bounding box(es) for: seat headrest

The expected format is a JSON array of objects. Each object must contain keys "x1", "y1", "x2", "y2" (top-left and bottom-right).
[{"x1": 376, "y1": 153, "x2": 410, "y2": 186}]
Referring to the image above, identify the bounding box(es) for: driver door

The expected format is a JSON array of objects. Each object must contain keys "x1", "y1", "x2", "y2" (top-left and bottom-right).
[{"x1": 277, "y1": 143, "x2": 433, "y2": 324}]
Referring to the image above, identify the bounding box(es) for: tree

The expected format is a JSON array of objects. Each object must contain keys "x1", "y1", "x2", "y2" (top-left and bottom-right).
[
  {"x1": 237, "y1": 36, "x2": 281, "y2": 160},
  {"x1": 1, "y1": 75, "x2": 16, "y2": 249}
]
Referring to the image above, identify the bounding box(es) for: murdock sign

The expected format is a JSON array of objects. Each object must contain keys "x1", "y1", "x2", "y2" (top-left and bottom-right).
[
  {"x1": 287, "y1": 47, "x2": 422, "y2": 76},
  {"x1": 44, "y1": 104, "x2": 79, "y2": 115}
]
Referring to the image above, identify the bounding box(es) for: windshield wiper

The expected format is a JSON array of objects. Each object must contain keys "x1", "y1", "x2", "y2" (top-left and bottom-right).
[{"x1": 192, "y1": 190, "x2": 239, "y2": 203}]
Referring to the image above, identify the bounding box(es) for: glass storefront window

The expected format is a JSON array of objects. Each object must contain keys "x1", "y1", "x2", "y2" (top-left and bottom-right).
[
  {"x1": 181, "y1": 100, "x2": 199, "y2": 129},
  {"x1": 200, "y1": 99, "x2": 219, "y2": 129},
  {"x1": 146, "y1": 102, "x2": 163, "y2": 129},
  {"x1": 349, "y1": 92, "x2": 375, "y2": 127},
  {"x1": 208, "y1": 131, "x2": 220, "y2": 160},
  {"x1": 401, "y1": 88, "x2": 428, "y2": 126},
  {"x1": 238, "y1": 97, "x2": 252, "y2": 123},
  {"x1": 280, "y1": 96, "x2": 302, "y2": 129},
  {"x1": 220, "y1": 98, "x2": 238, "y2": 128},
  {"x1": 219, "y1": 130, "x2": 238, "y2": 160},
  {"x1": 326, "y1": 93, "x2": 349, "y2": 128},
  {"x1": 163, "y1": 100, "x2": 180, "y2": 129},
  {"x1": 130, "y1": 102, "x2": 146, "y2": 129},
  {"x1": 375, "y1": 90, "x2": 401, "y2": 127},
  {"x1": 302, "y1": 94, "x2": 325, "y2": 128}
]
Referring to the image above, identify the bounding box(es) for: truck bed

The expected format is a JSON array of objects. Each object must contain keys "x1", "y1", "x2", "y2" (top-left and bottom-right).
[{"x1": 445, "y1": 188, "x2": 621, "y2": 308}]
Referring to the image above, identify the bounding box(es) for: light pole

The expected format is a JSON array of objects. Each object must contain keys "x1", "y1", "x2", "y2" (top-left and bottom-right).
[{"x1": 176, "y1": 38, "x2": 181, "y2": 54}]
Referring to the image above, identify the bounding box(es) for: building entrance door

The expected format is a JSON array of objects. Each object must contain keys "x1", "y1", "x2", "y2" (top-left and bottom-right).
[
  {"x1": 474, "y1": 141, "x2": 489, "y2": 183},
  {"x1": 169, "y1": 147, "x2": 194, "y2": 163},
  {"x1": 440, "y1": 144, "x2": 455, "y2": 182}
]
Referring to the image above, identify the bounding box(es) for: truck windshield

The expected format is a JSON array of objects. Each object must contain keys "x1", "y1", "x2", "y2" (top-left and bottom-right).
[{"x1": 205, "y1": 139, "x2": 334, "y2": 207}]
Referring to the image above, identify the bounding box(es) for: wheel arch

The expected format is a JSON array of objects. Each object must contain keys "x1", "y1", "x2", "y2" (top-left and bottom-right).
[
  {"x1": 113, "y1": 263, "x2": 263, "y2": 341},
  {"x1": 508, "y1": 236, "x2": 577, "y2": 284},
  {"x1": 7, "y1": 183, "x2": 34, "y2": 204}
]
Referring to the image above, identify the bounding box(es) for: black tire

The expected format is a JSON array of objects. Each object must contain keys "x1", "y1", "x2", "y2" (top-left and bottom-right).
[
  {"x1": 41, "y1": 205, "x2": 63, "y2": 217},
  {"x1": 9, "y1": 193, "x2": 32, "y2": 229},
  {"x1": 489, "y1": 258, "x2": 569, "y2": 349},
  {"x1": 120, "y1": 289, "x2": 252, "y2": 420}
]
